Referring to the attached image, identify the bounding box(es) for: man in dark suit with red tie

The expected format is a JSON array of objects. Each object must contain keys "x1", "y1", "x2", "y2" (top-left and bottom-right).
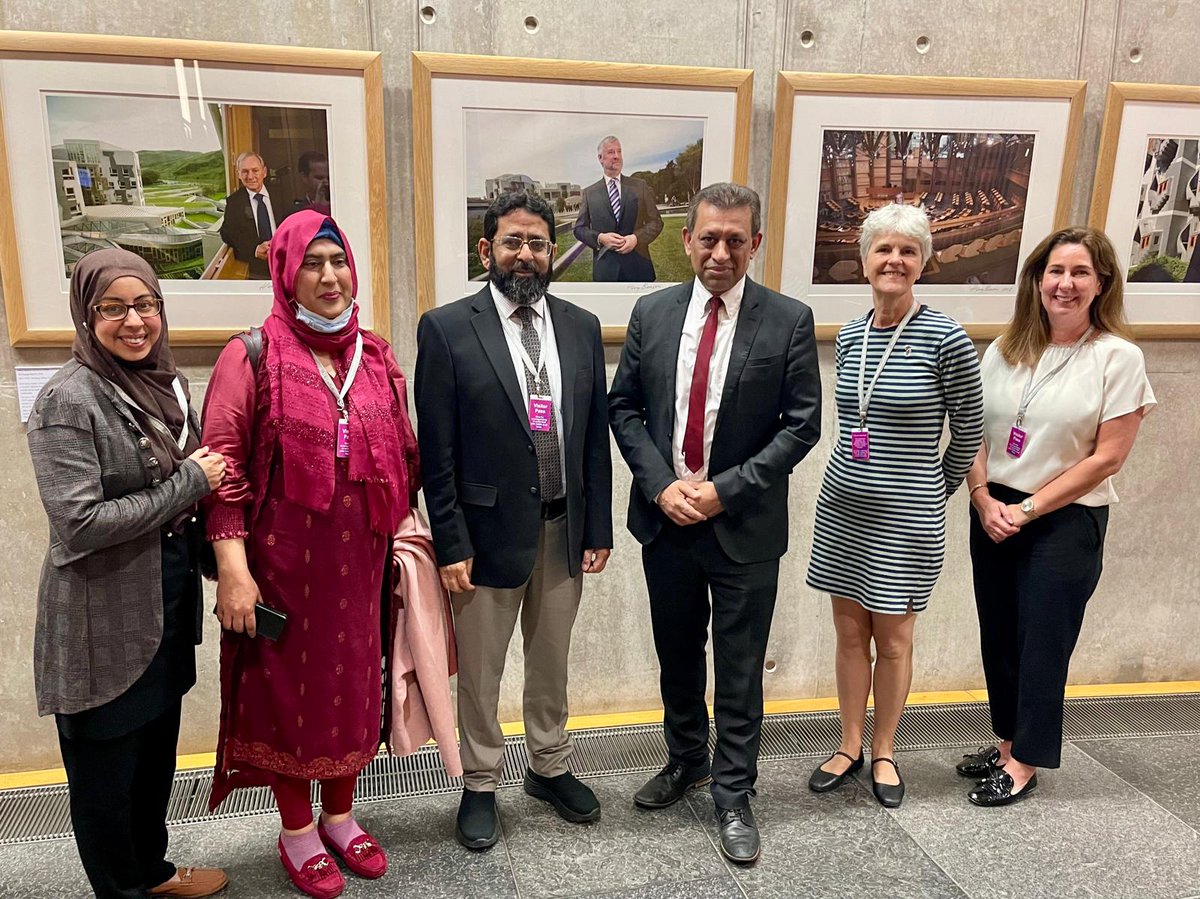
[
  {"x1": 573, "y1": 136, "x2": 664, "y2": 282},
  {"x1": 609, "y1": 182, "x2": 822, "y2": 864},
  {"x1": 415, "y1": 191, "x2": 613, "y2": 851}
]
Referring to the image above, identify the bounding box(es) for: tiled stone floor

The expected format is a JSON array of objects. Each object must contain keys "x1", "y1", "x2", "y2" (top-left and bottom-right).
[{"x1": 2, "y1": 734, "x2": 1199, "y2": 899}]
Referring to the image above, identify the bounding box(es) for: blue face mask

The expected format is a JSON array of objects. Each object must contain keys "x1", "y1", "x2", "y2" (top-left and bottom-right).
[{"x1": 295, "y1": 301, "x2": 354, "y2": 334}]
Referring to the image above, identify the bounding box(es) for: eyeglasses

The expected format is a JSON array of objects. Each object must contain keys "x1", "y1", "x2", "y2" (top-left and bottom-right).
[
  {"x1": 492, "y1": 236, "x2": 555, "y2": 257},
  {"x1": 93, "y1": 298, "x2": 163, "y2": 322}
]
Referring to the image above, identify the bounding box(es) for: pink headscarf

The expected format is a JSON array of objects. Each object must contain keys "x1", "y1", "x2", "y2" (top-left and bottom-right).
[{"x1": 259, "y1": 210, "x2": 410, "y2": 536}]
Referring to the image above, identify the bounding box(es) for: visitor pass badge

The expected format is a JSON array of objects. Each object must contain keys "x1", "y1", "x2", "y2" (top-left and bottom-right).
[
  {"x1": 528, "y1": 396, "x2": 553, "y2": 432},
  {"x1": 336, "y1": 420, "x2": 350, "y2": 458},
  {"x1": 1006, "y1": 426, "x2": 1027, "y2": 458},
  {"x1": 851, "y1": 429, "x2": 870, "y2": 461}
]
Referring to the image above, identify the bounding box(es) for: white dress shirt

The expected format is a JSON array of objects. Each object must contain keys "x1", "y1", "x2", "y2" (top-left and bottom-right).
[
  {"x1": 251, "y1": 188, "x2": 278, "y2": 238},
  {"x1": 490, "y1": 283, "x2": 566, "y2": 496},
  {"x1": 671, "y1": 275, "x2": 745, "y2": 482}
]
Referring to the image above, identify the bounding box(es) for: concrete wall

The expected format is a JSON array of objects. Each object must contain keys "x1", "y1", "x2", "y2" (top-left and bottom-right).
[{"x1": 1, "y1": 0, "x2": 1195, "y2": 773}]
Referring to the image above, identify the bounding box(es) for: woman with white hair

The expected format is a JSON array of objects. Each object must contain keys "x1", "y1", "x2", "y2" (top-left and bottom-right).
[{"x1": 805, "y1": 203, "x2": 984, "y2": 807}]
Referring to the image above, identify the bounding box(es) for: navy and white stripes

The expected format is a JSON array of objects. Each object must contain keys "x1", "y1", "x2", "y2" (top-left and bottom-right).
[{"x1": 806, "y1": 306, "x2": 984, "y2": 614}]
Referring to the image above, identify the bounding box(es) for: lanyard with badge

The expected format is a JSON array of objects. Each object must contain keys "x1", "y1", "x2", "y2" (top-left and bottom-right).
[
  {"x1": 1006, "y1": 327, "x2": 1093, "y2": 458},
  {"x1": 852, "y1": 301, "x2": 919, "y2": 461},
  {"x1": 508, "y1": 311, "x2": 554, "y2": 432},
  {"x1": 311, "y1": 334, "x2": 364, "y2": 458},
  {"x1": 108, "y1": 377, "x2": 191, "y2": 451}
]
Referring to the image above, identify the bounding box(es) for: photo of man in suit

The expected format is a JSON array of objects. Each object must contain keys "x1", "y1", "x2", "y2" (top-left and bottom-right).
[
  {"x1": 218, "y1": 151, "x2": 286, "y2": 280},
  {"x1": 573, "y1": 136, "x2": 664, "y2": 282},
  {"x1": 415, "y1": 191, "x2": 613, "y2": 851},
  {"x1": 292, "y1": 150, "x2": 331, "y2": 216},
  {"x1": 609, "y1": 182, "x2": 822, "y2": 864}
]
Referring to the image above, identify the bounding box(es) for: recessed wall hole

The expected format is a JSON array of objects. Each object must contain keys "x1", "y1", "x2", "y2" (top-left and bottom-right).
[
  {"x1": 524, "y1": 15, "x2": 540, "y2": 34},
  {"x1": 1128, "y1": 47, "x2": 1143, "y2": 63},
  {"x1": 915, "y1": 35, "x2": 931, "y2": 54},
  {"x1": 419, "y1": 5, "x2": 436, "y2": 24},
  {"x1": 764, "y1": 659, "x2": 778, "y2": 673},
  {"x1": 799, "y1": 29, "x2": 816, "y2": 48}
]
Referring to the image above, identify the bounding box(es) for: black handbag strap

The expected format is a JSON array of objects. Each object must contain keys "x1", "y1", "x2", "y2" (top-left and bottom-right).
[{"x1": 232, "y1": 326, "x2": 264, "y2": 372}]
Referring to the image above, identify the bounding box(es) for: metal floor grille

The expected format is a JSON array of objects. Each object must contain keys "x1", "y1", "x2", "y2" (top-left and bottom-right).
[{"x1": 2, "y1": 693, "x2": 1196, "y2": 845}]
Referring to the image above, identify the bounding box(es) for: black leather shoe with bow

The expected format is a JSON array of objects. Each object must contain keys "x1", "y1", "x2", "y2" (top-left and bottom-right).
[
  {"x1": 633, "y1": 761, "x2": 712, "y2": 809},
  {"x1": 956, "y1": 745, "x2": 1002, "y2": 779},
  {"x1": 808, "y1": 750, "x2": 864, "y2": 793},
  {"x1": 968, "y1": 770, "x2": 1038, "y2": 807},
  {"x1": 715, "y1": 803, "x2": 760, "y2": 864}
]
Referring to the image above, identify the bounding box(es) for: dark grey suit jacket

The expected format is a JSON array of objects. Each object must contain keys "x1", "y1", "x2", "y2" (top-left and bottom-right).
[
  {"x1": 608, "y1": 277, "x2": 822, "y2": 563},
  {"x1": 572, "y1": 175, "x2": 664, "y2": 281},
  {"x1": 27, "y1": 362, "x2": 210, "y2": 716}
]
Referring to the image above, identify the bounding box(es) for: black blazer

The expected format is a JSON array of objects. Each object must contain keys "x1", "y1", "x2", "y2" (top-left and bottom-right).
[
  {"x1": 415, "y1": 286, "x2": 613, "y2": 588},
  {"x1": 609, "y1": 278, "x2": 822, "y2": 564},
  {"x1": 572, "y1": 175, "x2": 664, "y2": 281},
  {"x1": 219, "y1": 186, "x2": 290, "y2": 279}
]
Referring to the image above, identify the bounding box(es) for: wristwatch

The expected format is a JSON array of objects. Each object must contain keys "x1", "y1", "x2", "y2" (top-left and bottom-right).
[{"x1": 1020, "y1": 497, "x2": 1038, "y2": 519}]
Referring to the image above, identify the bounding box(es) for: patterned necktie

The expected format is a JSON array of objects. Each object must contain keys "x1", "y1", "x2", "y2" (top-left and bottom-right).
[
  {"x1": 254, "y1": 193, "x2": 273, "y2": 240},
  {"x1": 514, "y1": 306, "x2": 563, "y2": 500},
  {"x1": 607, "y1": 178, "x2": 622, "y2": 223},
  {"x1": 682, "y1": 296, "x2": 723, "y2": 474}
]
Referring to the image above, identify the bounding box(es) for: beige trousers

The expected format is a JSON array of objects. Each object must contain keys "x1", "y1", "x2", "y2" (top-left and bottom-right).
[{"x1": 450, "y1": 515, "x2": 584, "y2": 791}]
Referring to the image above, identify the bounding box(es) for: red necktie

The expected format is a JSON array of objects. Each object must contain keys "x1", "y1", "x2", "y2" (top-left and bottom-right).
[{"x1": 683, "y1": 296, "x2": 723, "y2": 473}]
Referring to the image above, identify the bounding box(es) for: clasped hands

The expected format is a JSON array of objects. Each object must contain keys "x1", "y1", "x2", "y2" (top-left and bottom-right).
[
  {"x1": 657, "y1": 479, "x2": 723, "y2": 526},
  {"x1": 597, "y1": 232, "x2": 638, "y2": 254},
  {"x1": 973, "y1": 493, "x2": 1033, "y2": 544}
]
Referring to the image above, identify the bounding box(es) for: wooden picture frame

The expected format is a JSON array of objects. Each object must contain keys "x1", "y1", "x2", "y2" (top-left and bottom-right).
[
  {"x1": 0, "y1": 30, "x2": 389, "y2": 346},
  {"x1": 411, "y1": 51, "x2": 753, "y2": 344},
  {"x1": 1089, "y1": 81, "x2": 1200, "y2": 338},
  {"x1": 765, "y1": 72, "x2": 1086, "y2": 339}
]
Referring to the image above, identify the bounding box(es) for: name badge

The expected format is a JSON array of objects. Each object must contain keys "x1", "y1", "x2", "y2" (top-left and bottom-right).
[
  {"x1": 336, "y1": 420, "x2": 350, "y2": 458},
  {"x1": 851, "y1": 429, "x2": 870, "y2": 461},
  {"x1": 1006, "y1": 425, "x2": 1027, "y2": 458},
  {"x1": 528, "y1": 396, "x2": 553, "y2": 432}
]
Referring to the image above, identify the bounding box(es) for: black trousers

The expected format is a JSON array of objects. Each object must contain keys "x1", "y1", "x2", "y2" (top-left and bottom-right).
[
  {"x1": 57, "y1": 698, "x2": 182, "y2": 898},
  {"x1": 969, "y1": 484, "x2": 1108, "y2": 768},
  {"x1": 642, "y1": 520, "x2": 779, "y2": 808}
]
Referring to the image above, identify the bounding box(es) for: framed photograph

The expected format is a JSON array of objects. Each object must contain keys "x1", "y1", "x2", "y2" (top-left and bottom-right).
[
  {"x1": 765, "y1": 73, "x2": 1086, "y2": 339},
  {"x1": 412, "y1": 52, "x2": 753, "y2": 342},
  {"x1": 1089, "y1": 82, "x2": 1200, "y2": 337},
  {"x1": 0, "y1": 31, "x2": 388, "y2": 346}
]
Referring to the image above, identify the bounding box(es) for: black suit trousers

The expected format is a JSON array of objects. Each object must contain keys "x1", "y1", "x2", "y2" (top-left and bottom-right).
[
  {"x1": 642, "y1": 519, "x2": 779, "y2": 808},
  {"x1": 57, "y1": 698, "x2": 181, "y2": 898},
  {"x1": 969, "y1": 483, "x2": 1108, "y2": 769}
]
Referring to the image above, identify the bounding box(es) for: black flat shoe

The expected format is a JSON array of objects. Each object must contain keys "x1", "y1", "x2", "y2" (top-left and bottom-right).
[
  {"x1": 808, "y1": 751, "x2": 864, "y2": 793},
  {"x1": 455, "y1": 789, "x2": 498, "y2": 850},
  {"x1": 871, "y1": 757, "x2": 905, "y2": 808},
  {"x1": 968, "y1": 770, "x2": 1038, "y2": 807},
  {"x1": 633, "y1": 761, "x2": 712, "y2": 809},
  {"x1": 715, "y1": 803, "x2": 760, "y2": 864},
  {"x1": 523, "y1": 769, "x2": 601, "y2": 823},
  {"x1": 956, "y1": 745, "x2": 1002, "y2": 778}
]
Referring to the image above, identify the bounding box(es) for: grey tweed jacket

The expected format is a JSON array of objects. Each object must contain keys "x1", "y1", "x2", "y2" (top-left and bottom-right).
[{"x1": 27, "y1": 360, "x2": 211, "y2": 716}]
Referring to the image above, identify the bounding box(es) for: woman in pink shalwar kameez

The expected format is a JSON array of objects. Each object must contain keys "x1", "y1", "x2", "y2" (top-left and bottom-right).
[{"x1": 202, "y1": 212, "x2": 418, "y2": 899}]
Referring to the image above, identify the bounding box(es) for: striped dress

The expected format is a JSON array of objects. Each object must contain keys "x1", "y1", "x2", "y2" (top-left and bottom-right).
[{"x1": 806, "y1": 306, "x2": 983, "y2": 613}]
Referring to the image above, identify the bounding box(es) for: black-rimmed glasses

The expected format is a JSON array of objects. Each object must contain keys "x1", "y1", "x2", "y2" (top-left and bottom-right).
[{"x1": 93, "y1": 298, "x2": 163, "y2": 322}]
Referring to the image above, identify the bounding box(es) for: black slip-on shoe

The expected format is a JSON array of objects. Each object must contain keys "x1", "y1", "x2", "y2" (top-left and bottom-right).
[
  {"x1": 455, "y1": 789, "x2": 499, "y2": 850},
  {"x1": 523, "y1": 769, "x2": 601, "y2": 823},
  {"x1": 956, "y1": 745, "x2": 1003, "y2": 779},
  {"x1": 968, "y1": 770, "x2": 1038, "y2": 807},
  {"x1": 634, "y1": 761, "x2": 712, "y2": 809},
  {"x1": 715, "y1": 803, "x2": 760, "y2": 864},
  {"x1": 808, "y1": 750, "x2": 864, "y2": 793}
]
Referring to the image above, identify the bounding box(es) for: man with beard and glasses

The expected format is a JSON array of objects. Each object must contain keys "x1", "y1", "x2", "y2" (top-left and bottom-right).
[{"x1": 415, "y1": 191, "x2": 613, "y2": 850}]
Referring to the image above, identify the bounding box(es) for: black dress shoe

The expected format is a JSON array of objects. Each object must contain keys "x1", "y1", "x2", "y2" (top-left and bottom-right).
[
  {"x1": 523, "y1": 769, "x2": 601, "y2": 823},
  {"x1": 871, "y1": 757, "x2": 905, "y2": 808},
  {"x1": 808, "y1": 750, "x2": 864, "y2": 793},
  {"x1": 634, "y1": 761, "x2": 712, "y2": 809},
  {"x1": 715, "y1": 803, "x2": 760, "y2": 864},
  {"x1": 956, "y1": 745, "x2": 1002, "y2": 778},
  {"x1": 968, "y1": 770, "x2": 1038, "y2": 807},
  {"x1": 455, "y1": 789, "x2": 498, "y2": 850}
]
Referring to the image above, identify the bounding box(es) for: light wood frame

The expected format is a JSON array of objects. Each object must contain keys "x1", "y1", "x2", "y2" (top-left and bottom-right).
[
  {"x1": 0, "y1": 31, "x2": 388, "y2": 346},
  {"x1": 766, "y1": 72, "x2": 1087, "y2": 339},
  {"x1": 1089, "y1": 81, "x2": 1200, "y2": 338},
  {"x1": 412, "y1": 52, "x2": 753, "y2": 344}
]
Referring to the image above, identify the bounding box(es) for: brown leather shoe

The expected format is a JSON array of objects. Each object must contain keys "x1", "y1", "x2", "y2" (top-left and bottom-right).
[{"x1": 149, "y1": 867, "x2": 229, "y2": 898}]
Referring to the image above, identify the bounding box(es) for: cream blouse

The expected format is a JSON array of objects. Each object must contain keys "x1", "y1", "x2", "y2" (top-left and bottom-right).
[{"x1": 980, "y1": 332, "x2": 1156, "y2": 506}]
